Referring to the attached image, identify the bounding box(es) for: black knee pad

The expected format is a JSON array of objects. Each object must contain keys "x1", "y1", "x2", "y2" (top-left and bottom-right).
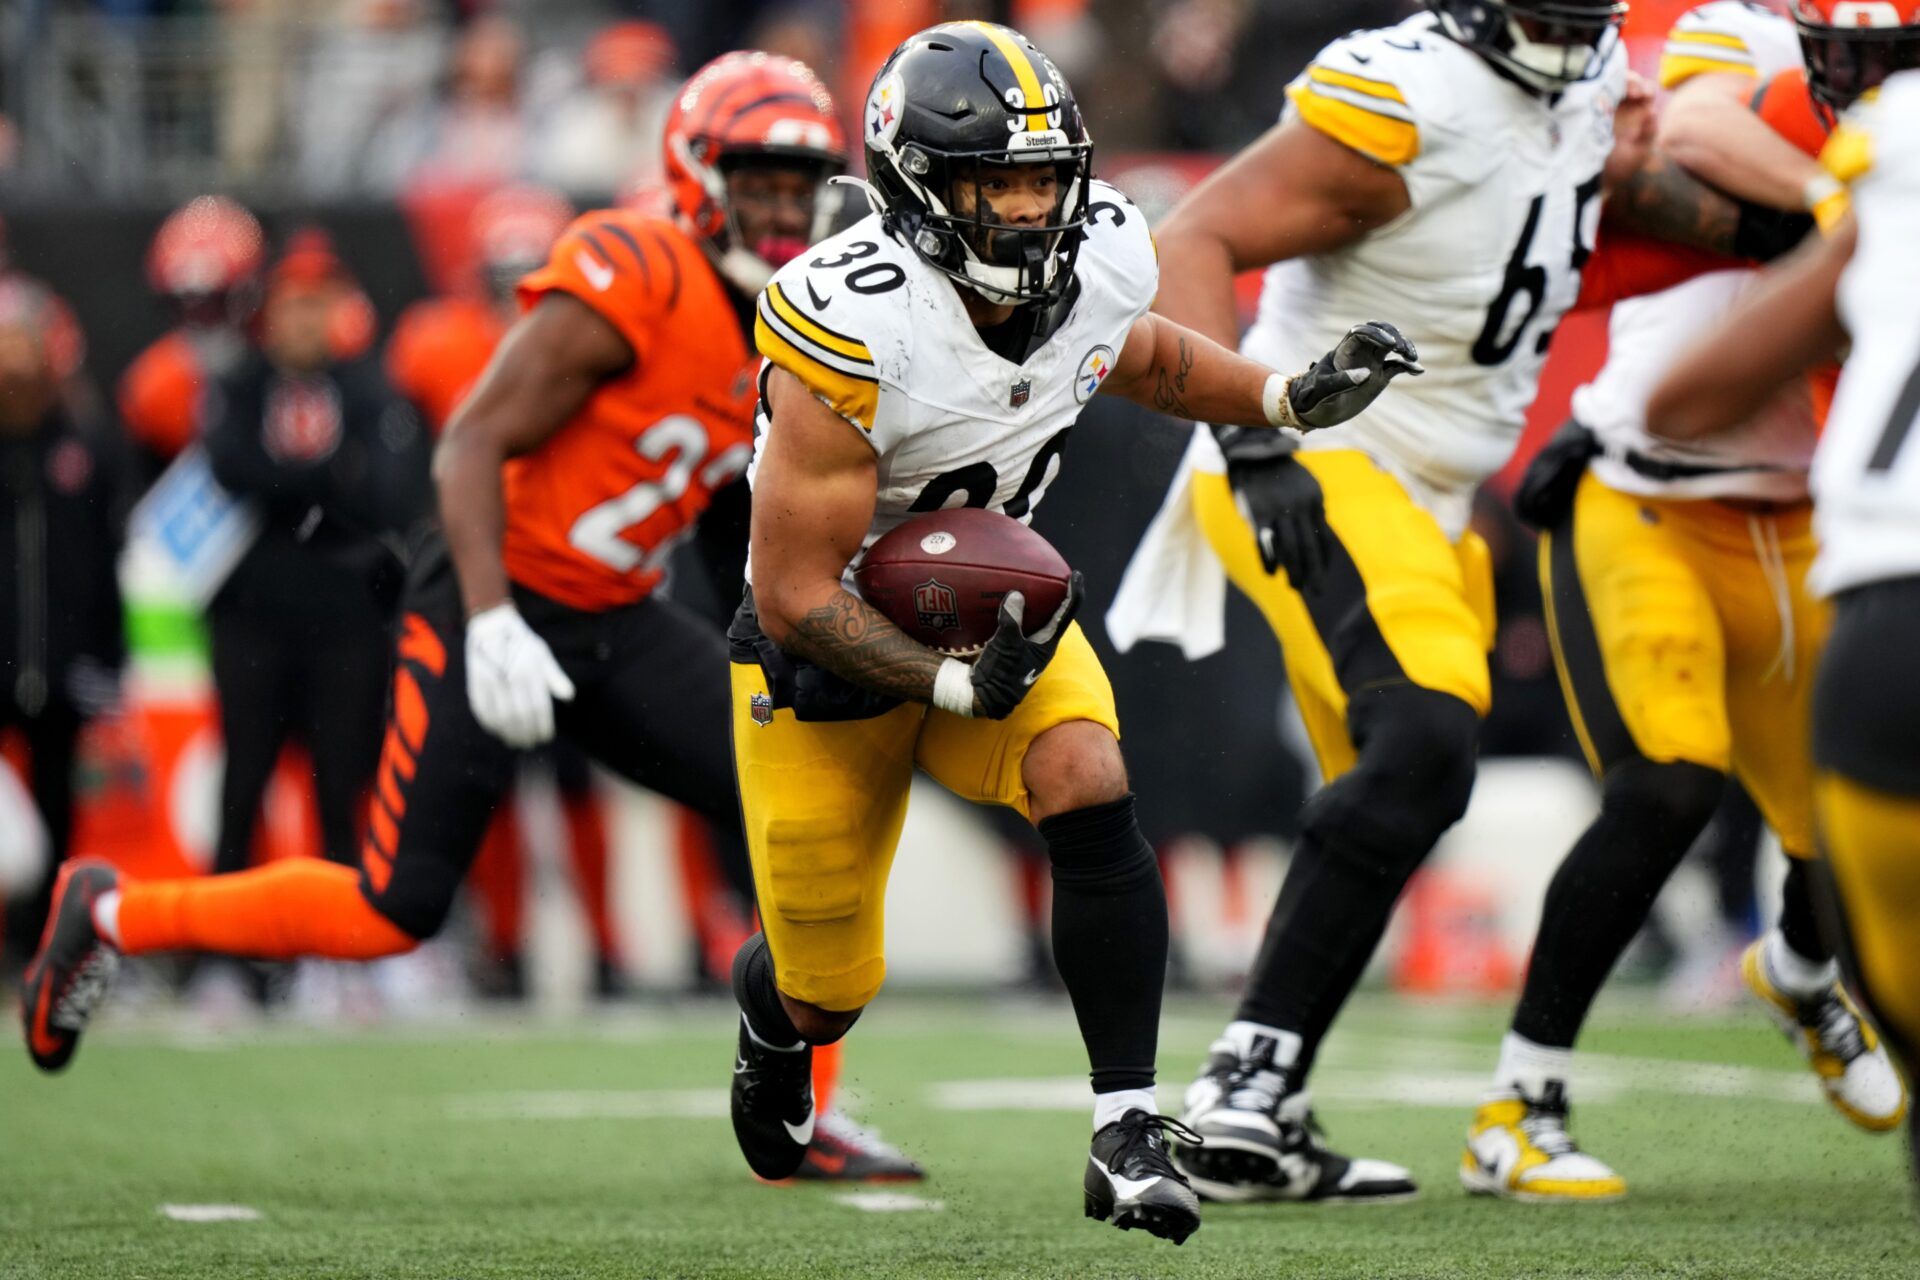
[
  {"x1": 1600, "y1": 758, "x2": 1722, "y2": 843},
  {"x1": 1302, "y1": 687, "x2": 1481, "y2": 874},
  {"x1": 1039, "y1": 794, "x2": 1159, "y2": 894}
]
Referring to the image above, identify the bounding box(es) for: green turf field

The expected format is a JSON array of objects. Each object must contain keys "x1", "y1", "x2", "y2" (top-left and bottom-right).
[{"x1": 1, "y1": 992, "x2": 1912, "y2": 1279}]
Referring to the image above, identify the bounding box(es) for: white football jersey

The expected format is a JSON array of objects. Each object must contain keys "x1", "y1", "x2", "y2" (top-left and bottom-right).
[
  {"x1": 1581, "y1": 1, "x2": 1815, "y2": 502},
  {"x1": 1810, "y1": 73, "x2": 1920, "y2": 596},
  {"x1": 1233, "y1": 12, "x2": 1627, "y2": 538},
  {"x1": 748, "y1": 179, "x2": 1158, "y2": 581}
]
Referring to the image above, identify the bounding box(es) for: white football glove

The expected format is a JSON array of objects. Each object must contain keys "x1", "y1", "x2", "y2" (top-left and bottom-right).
[{"x1": 463, "y1": 602, "x2": 575, "y2": 748}]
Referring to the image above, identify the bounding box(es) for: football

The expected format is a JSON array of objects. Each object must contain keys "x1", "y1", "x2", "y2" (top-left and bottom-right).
[{"x1": 853, "y1": 508, "x2": 1072, "y2": 657}]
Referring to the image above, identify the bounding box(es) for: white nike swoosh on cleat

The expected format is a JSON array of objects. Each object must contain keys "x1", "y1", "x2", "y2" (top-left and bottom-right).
[
  {"x1": 1104, "y1": 1170, "x2": 1171, "y2": 1201},
  {"x1": 1022, "y1": 670, "x2": 1041, "y2": 686},
  {"x1": 734, "y1": 1056, "x2": 750, "y2": 1074},
  {"x1": 784, "y1": 1113, "x2": 816, "y2": 1145}
]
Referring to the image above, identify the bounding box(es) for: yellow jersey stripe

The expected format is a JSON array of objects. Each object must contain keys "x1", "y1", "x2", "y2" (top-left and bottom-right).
[
  {"x1": 1666, "y1": 29, "x2": 1751, "y2": 52},
  {"x1": 1822, "y1": 122, "x2": 1875, "y2": 185},
  {"x1": 765, "y1": 284, "x2": 873, "y2": 365},
  {"x1": 960, "y1": 21, "x2": 1050, "y2": 132},
  {"x1": 755, "y1": 316, "x2": 879, "y2": 432},
  {"x1": 1307, "y1": 65, "x2": 1409, "y2": 105},
  {"x1": 1659, "y1": 52, "x2": 1758, "y2": 88},
  {"x1": 1288, "y1": 83, "x2": 1420, "y2": 167}
]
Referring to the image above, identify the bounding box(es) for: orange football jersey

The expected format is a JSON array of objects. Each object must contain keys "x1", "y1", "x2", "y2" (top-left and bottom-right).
[
  {"x1": 502, "y1": 211, "x2": 756, "y2": 612},
  {"x1": 385, "y1": 296, "x2": 506, "y2": 434},
  {"x1": 118, "y1": 330, "x2": 204, "y2": 459},
  {"x1": 1755, "y1": 68, "x2": 1841, "y2": 425}
]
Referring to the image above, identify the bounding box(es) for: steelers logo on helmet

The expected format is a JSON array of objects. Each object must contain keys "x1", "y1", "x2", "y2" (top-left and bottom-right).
[
  {"x1": 1425, "y1": 0, "x2": 1626, "y2": 94},
  {"x1": 859, "y1": 21, "x2": 1093, "y2": 307}
]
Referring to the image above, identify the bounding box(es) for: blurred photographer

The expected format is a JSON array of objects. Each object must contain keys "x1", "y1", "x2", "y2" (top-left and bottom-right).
[{"x1": 0, "y1": 279, "x2": 124, "y2": 966}]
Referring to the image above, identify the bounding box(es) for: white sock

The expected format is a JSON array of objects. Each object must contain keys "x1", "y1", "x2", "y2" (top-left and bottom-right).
[
  {"x1": 92, "y1": 889, "x2": 123, "y2": 949},
  {"x1": 741, "y1": 1012, "x2": 803, "y2": 1053},
  {"x1": 1494, "y1": 1031, "x2": 1573, "y2": 1098},
  {"x1": 1764, "y1": 929, "x2": 1837, "y2": 1001},
  {"x1": 1223, "y1": 1020, "x2": 1303, "y2": 1072},
  {"x1": 1093, "y1": 1087, "x2": 1158, "y2": 1132}
]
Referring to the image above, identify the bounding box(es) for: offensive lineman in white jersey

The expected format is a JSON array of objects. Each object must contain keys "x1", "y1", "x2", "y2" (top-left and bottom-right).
[
  {"x1": 1649, "y1": 66, "x2": 1920, "y2": 1194},
  {"x1": 1102, "y1": 0, "x2": 1771, "y2": 1203},
  {"x1": 721, "y1": 23, "x2": 1419, "y2": 1245},
  {"x1": 1465, "y1": 1, "x2": 1905, "y2": 1204}
]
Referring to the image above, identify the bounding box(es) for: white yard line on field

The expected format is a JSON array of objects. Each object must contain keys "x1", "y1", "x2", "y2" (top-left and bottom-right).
[
  {"x1": 834, "y1": 1193, "x2": 945, "y2": 1212},
  {"x1": 159, "y1": 1204, "x2": 263, "y2": 1223}
]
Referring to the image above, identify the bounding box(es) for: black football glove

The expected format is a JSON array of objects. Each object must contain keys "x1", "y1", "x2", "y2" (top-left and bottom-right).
[
  {"x1": 1512, "y1": 420, "x2": 1600, "y2": 532},
  {"x1": 1288, "y1": 320, "x2": 1424, "y2": 430},
  {"x1": 969, "y1": 572, "x2": 1084, "y2": 720},
  {"x1": 1213, "y1": 425, "x2": 1333, "y2": 590}
]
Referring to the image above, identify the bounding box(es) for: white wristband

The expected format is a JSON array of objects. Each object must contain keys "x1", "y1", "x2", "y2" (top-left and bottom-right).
[
  {"x1": 933, "y1": 657, "x2": 976, "y2": 717},
  {"x1": 1802, "y1": 172, "x2": 1844, "y2": 213},
  {"x1": 1262, "y1": 372, "x2": 1299, "y2": 429}
]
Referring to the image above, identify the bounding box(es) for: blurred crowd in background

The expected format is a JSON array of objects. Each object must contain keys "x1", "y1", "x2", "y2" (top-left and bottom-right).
[
  {"x1": 0, "y1": 0, "x2": 1775, "y2": 1018},
  {"x1": 0, "y1": 0, "x2": 1408, "y2": 200}
]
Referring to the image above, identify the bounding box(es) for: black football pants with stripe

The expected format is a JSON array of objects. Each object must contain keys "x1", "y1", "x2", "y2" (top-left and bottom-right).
[{"x1": 359, "y1": 533, "x2": 744, "y2": 940}]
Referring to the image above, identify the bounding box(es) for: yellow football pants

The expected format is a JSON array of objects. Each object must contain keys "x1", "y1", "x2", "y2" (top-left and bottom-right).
[
  {"x1": 1815, "y1": 772, "x2": 1920, "y2": 1066},
  {"x1": 1542, "y1": 473, "x2": 1827, "y2": 855},
  {"x1": 730, "y1": 623, "x2": 1119, "y2": 1011},
  {"x1": 1191, "y1": 449, "x2": 1494, "y2": 781}
]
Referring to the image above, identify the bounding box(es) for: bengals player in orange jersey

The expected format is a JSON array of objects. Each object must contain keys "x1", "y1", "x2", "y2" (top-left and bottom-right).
[{"x1": 23, "y1": 51, "x2": 919, "y2": 1181}]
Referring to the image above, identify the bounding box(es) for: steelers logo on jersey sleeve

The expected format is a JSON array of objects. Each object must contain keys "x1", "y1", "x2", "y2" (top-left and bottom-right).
[{"x1": 1075, "y1": 345, "x2": 1115, "y2": 404}]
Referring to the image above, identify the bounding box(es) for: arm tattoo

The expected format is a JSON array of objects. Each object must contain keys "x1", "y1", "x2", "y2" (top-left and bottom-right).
[
  {"x1": 1605, "y1": 153, "x2": 1741, "y2": 255},
  {"x1": 1151, "y1": 336, "x2": 1198, "y2": 419},
  {"x1": 785, "y1": 588, "x2": 948, "y2": 703}
]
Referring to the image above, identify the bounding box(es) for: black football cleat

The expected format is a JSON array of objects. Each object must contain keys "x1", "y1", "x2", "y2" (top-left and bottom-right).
[
  {"x1": 1084, "y1": 1110, "x2": 1203, "y2": 1245},
  {"x1": 21, "y1": 859, "x2": 122, "y2": 1074},
  {"x1": 730, "y1": 1014, "x2": 815, "y2": 1181},
  {"x1": 790, "y1": 1109, "x2": 927, "y2": 1183}
]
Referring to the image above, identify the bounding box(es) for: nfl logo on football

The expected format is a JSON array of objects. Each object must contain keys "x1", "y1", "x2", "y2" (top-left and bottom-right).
[
  {"x1": 913, "y1": 579, "x2": 961, "y2": 633},
  {"x1": 749, "y1": 691, "x2": 774, "y2": 727}
]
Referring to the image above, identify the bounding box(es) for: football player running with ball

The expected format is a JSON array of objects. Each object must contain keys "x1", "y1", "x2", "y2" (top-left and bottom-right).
[
  {"x1": 726, "y1": 21, "x2": 1417, "y2": 1245},
  {"x1": 1107, "y1": 0, "x2": 1756, "y2": 1205},
  {"x1": 1648, "y1": 66, "x2": 1920, "y2": 1197}
]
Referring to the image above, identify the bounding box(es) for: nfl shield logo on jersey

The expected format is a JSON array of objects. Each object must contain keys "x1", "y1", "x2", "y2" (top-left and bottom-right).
[
  {"x1": 913, "y1": 579, "x2": 961, "y2": 633},
  {"x1": 1009, "y1": 377, "x2": 1032, "y2": 408},
  {"x1": 749, "y1": 692, "x2": 774, "y2": 727}
]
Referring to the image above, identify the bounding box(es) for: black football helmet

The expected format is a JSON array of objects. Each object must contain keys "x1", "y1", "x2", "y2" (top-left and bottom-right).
[
  {"x1": 860, "y1": 21, "x2": 1092, "y2": 306},
  {"x1": 1426, "y1": 0, "x2": 1627, "y2": 93}
]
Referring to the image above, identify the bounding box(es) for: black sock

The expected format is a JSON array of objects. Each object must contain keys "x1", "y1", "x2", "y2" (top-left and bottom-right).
[
  {"x1": 1236, "y1": 687, "x2": 1479, "y2": 1065},
  {"x1": 1235, "y1": 827, "x2": 1404, "y2": 1046},
  {"x1": 1041, "y1": 794, "x2": 1166, "y2": 1095},
  {"x1": 1777, "y1": 857, "x2": 1832, "y2": 964},
  {"x1": 731, "y1": 932, "x2": 802, "y2": 1049},
  {"x1": 1511, "y1": 759, "x2": 1721, "y2": 1047}
]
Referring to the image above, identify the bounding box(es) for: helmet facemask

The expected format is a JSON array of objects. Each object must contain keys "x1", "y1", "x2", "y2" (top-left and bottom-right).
[
  {"x1": 1795, "y1": 11, "x2": 1920, "y2": 114},
  {"x1": 709, "y1": 151, "x2": 842, "y2": 293},
  {"x1": 1429, "y1": 0, "x2": 1627, "y2": 93},
  {"x1": 892, "y1": 143, "x2": 1091, "y2": 306}
]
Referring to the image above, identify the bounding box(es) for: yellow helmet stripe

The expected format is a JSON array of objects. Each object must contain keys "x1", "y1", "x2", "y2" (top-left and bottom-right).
[{"x1": 959, "y1": 21, "x2": 1052, "y2": 132}]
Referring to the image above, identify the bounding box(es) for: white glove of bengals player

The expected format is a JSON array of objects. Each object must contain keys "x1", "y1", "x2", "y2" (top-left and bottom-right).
[{"x1": 464, "y1": 602, "x2": 576, "y2": 748}]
